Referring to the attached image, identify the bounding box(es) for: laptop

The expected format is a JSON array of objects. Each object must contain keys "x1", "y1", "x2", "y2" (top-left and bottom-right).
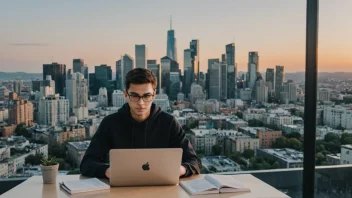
[{"x1": 109, "y1": 148, "x2": 182, "y2": 187}]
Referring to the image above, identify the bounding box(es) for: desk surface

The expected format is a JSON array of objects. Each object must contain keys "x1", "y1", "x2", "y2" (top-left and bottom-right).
[{"x1": 1, "y1": 174, "x2": 290, "y2": 198}]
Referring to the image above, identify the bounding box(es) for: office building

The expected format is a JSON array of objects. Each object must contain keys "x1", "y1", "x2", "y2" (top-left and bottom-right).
[
  {"x1": 208, "y1": 59, "x2": 221, "y2": 101},
  {"x1": 324, "y1": 106, "x2": 352, "y2": 129},
  {"x1": 38, "y1": 94, "x2": 69, "y2": 126},
  {"x1": 147, "y1": 60, "x2": 161, "y2": 94},
  {"x1": 221, "y1": 62, "x2": 227, "y2": 100},
  {"x1": 73, "y1": 59, "x2": 84, "y2": 74},
  {"x1": 265, "y1": 68, "x2": 275, "y2": 91},
  {"x1": 282, "y1": 80, "x2": 297, "y2": 103},
  {"x1": 318, "y1": 89, "x2": 330, "y2": 101},
  {"x1": 275, "y1": 65, "x2": 285, "y2": 98},
  {"x1": 98, "y1": 87, "x2": 108, "y2": 107},
  {"x1": 135, "y1": 45, "x2": 147, "y2": 68},
  {"x1": 121, "y1": 54, "x2": 134, "y2": 90},
  {"x1": 183, "y1": 49, "x2": 192, "y2": 96},
  {"x1": 254, "y1": 78, "x2": 268, "y2": 103},
  {"x1": 112, "y1": 90, "x2": 126, "y2": 108},
  {"x1": 43, "y1": 62, "x2": 66, "y2": 96},
  {"x1": 226, "y1": 43, "x2": 236, "y2": 99},
  {"x1": 13, "y1": 80, "x2": 23, "y2": 94},
  {"x1": 190, "y1": 39, "x2": 199, "y2": 82},
  {"x1": 169, "y1": 72, "x2": 180, "y2": 101},
  {"x1": 66, "y1": 72, "x2": 88, "y2": 115},
  {"x1": 153, "y1": 94, "x2": 170, "y2": 111},
  {"x1": 166, "y1": 18, "x2": 177, "y2": 62},
  {"x1": 247, "y1": 52, "x2": 259, "y2": 89},
  {"x1": 67, "y1": 141, "x2": 90, "y2": 168}
]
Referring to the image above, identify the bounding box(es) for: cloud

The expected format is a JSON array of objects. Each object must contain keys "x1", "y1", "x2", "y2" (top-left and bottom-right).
[{"x1": 8, "y1": 43, "x2": 50, "y2": 46}]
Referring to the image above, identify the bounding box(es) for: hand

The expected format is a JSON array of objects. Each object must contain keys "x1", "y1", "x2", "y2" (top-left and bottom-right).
[
  {"x1": 179, "y1": 165, "x2": 186, "y2": 177},
  {"x1": 105, "y1": 167, "x2": 110, "y2": 178}
]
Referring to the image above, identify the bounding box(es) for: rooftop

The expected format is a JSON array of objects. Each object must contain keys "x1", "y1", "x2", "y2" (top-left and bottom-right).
[
  {"x1": 68, "y1": 141, "x2": 91, "y2": 150},
  {"x1": 341, "y1": 145, "x2": 352, "y2": 150},
  {"x1": 260, "y1": 148, "x2": 303, "y2": 163}
]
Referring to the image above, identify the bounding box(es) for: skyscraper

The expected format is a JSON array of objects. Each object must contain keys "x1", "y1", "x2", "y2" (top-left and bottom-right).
[
  {"x1": 190, "y1": 40, "x2": 199, "y2": 82},
  {"x1": 247, "y1": 52, "x2": 259, "y2": 89},
  {"x1": 38, "y1": 94, "x2": 69, "y2": 126},
  {"x1": 94, "y1": 64, "x2": 112, "y2": 94},
  {"x1": 283, "y1": 80, "x2": 297, "y2": 103},
  {"x1": 115, "y1": 60, "x2": 122, "y2": 90},
  {"x1": 169, "y1": 72, "x2": 181, "y2": 101},
  {"x1": 208, "y1": 59, "x2": 221, "y2": 101},
  {"x1": 82, "y1": 65, "x2": 89, "y2": 79},
  {"x1": 275, "y1": 65, "x2": 285, "y2": 98},
  {"x1": 135, "y1": 45, "x2": 147, "y2": 68},
  {"x1": 147, "y1": 60, "x2": 161, "y2": 94},
  {"x1": 254, "y1": 77, "x2": 268, "y2": 103},
  {"x1": 8, "y1": 99, "x2": 33, "y2": 126},
  {"x1": 265, "y1": 68, "x2": 275, "y2": 91},
  {"x1": 121, "y1": 54, "x2": 134, "y2": 90},
  {"x1": 73, "y1": 59, "x2": 84, "y2": 73},
  {"x1": 66, "y1": 72, "x2": 88, "y2": 114},
  {"x1": 161, "y1": 56, "x2": 172, "y2": 95},
  {"x1": 43, "y1": 62, "x2": 66, "y2": 96},
  {"x1": 221, "y1": 62, "x2": 227, "y2": 100},
  {"x1": 166, "y1": 17, "x2": 177, "y2": 62},
  {"x1": 13, "y1": 80, "x2": 23, "y2": 94},
  {"x1": 183, "y1": 49, "x2": 192, "y2": 96},
  {"x1": 226, "y1": 43, "x2": 236, "y2": 99}
]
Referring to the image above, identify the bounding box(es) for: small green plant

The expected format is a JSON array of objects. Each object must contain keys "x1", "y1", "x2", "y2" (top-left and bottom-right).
[{"x1": 41, "y1": 156, "x2": 58, "y2": 166}]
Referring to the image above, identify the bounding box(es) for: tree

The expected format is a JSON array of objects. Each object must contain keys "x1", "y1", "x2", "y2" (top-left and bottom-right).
[
  {"x1": 285, "y1": 132, "x2": 302, "y2": 140},
  {"x1": 316, "y1": 152, "x2": 326, "y2": 166},
  {"x1": 324, "y1": 133, "x2": 339, "y2": 142},
  {"x1": 229, "y1": 152, "x2": 242, "y2": 162},
  {"x1": 341, "y1": 133, "x2": 352, "y2": 144},
  {"x1": 67, "y1": 169, "x2": 81, "y2": 175},
  {"x1": 14, "y1": 124, "x2": 31, "y2": 138},
  {"x1": 242, "y1": 149, "x2": 255, "y2": 159},
  {"x1": 212, "y1": 145, "x2": 222, "y2": 155},
  {"x1": 272, "y1": 162, "x2": 280, "y2": 169},
  {"x1": 288, "y1": 138, "x2": 303, "y2": 150},
  {"x1": 25, "y1": 153, "x2": 44, "y2": 165},
  {"x1": 272, "y1": 137, "x2": 288, "y2": 148}
]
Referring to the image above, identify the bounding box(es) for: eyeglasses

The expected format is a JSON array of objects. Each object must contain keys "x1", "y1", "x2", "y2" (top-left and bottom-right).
[{"x1": 127, "y1": 92, "x2": 154, "y2": 102}]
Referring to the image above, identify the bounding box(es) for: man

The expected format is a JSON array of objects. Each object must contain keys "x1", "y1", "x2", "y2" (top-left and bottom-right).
[{"x1": 80, "y1": 68, "x2": 201, "y2": 178}]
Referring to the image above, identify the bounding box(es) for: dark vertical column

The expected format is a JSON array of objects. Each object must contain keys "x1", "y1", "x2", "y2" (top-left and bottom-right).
[{"x1": 303, "y1": 0, "x2": 319, "y2": 198}]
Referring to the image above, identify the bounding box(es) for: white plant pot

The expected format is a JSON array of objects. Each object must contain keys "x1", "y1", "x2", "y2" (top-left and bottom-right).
[{"x1": 40, "y1": 164, "x2": 59, "y2": 184}]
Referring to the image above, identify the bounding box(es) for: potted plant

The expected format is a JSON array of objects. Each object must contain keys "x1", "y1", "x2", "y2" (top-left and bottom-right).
[{"x1": 40, "y1": 156, "x2": 59, "y2": 184}]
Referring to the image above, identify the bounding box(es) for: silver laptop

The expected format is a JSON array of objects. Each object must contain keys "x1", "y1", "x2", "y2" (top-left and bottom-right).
[{"x1": 109, "y1": 148, "x2": 182, "y2": 187}]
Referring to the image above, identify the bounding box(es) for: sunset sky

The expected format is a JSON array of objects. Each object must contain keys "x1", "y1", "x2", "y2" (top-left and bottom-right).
[{"x1": 0, "y1": 0, "x2": 351, "y2": 73}]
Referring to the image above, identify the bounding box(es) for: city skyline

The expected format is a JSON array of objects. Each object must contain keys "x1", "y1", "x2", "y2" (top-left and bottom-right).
[{"x1": 0, "y1": 0, "x2": 351, "y2": 73}]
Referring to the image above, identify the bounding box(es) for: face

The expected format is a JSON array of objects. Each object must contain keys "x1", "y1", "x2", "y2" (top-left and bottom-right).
[{"x1": 124, "y1": 83, "x2": 155, "y2": 121}]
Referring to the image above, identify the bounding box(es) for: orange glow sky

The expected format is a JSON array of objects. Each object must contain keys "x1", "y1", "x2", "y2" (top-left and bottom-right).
[{"x1": 0, "y1": 0, "x2": 351, "y2": 73}]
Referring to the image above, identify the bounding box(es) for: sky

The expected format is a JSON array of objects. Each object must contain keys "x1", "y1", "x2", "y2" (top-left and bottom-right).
[{"x1": 0, "y1": 0, "x2": 351, "y2": 73}]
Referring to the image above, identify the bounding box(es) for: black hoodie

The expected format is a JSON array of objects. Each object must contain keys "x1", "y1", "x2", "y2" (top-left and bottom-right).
[{"x1": 80, "y1": 103, "x2": 201, "y2": 178}]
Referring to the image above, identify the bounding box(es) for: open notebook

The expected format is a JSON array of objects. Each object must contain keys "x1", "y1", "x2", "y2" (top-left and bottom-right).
[
  {"x1": 180, "y1": 174, "x2": 251, "y2": 195},
  {"x1": 59, "y1": 178, "x2": 110, "y2": 194}
]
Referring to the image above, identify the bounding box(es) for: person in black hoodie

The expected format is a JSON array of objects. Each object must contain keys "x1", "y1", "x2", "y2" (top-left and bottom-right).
[{"x1": 80, "y1": 68, "x2": 201, "y2": 179}]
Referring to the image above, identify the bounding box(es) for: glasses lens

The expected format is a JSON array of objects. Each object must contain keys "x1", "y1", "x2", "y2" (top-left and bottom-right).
[
  {"x1": 143, "y1": 95, "x2": 153, "y2": 102},
  {"x1": 130, "y1": 95, "x2": 140, "y2": 102}
]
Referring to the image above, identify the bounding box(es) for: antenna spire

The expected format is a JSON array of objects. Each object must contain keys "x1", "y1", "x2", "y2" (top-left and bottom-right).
[{"x1": 170, "y1": 15, "x2": 172, "y2": 30}]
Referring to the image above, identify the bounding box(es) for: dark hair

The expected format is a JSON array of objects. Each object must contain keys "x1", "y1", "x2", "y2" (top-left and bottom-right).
[{"x1": 125, "y1": 68, "x2": 157, "y2": 90}]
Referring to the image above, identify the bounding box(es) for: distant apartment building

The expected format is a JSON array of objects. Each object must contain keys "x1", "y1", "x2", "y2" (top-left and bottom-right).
[
  {"x1": 195, "y1": 99, "x2": 220, "y2": 114},
  {"x1": 318, "y1": 89, "x2": 330, "y2": 102},
  {"x1": 229, "y1": 136, "x2": 259, "y2": 153},
  {"x1": 0, "y1": 163, "x2": 8, "y2": 178},
  {"x1": 49, "y1": 125, "x2": 86, "y2": 145},
  {"x1": 256, "y1": 128, "x2": 282, "y2": 148},
  {"x1": 153, "y1": 94, "x2": 170, "y2": 111},
  {"x1": 67, "y1": 141, "x2": 90, "y2": 168},
  {"x1": 324, "y1": 105, "x2": 352, "y2": 129},
  {"x1": 38, "y1": 94, "x2": 69, "y2": 127},
  {"x1": 112, "y1": 90, "x2": 127, "y2": 108},
  {"x1": 226, "y1": 119, "x2": 248, "y2": 130},
  {"x1": 341, "y1": 145, "x2": 352, "y2": 165},
  {"x1": 257, "y1": 148, "x2": 303, "y2": 168},
  {"x1": 243, "y1": 108, "x2": 266, "y2": 121},
  {"x1": 0, "y1": 125, "x2": 17, "y2": 137},
  {"x1": 8, "y1": 99, "x2": 34, "y2": 126},
  {"x1": 270, "y1": 116, "x2": 293, "y2": 128}
]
